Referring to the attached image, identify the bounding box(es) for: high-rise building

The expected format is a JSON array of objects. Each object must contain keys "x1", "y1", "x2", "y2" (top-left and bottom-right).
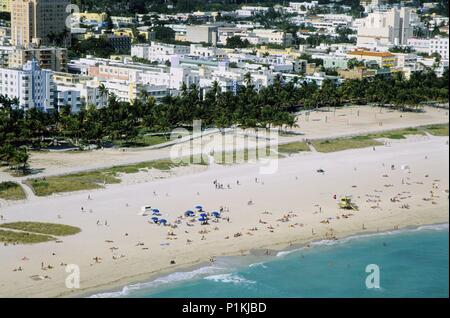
[
  {"x1": 357, "y1": 7, "x2": 415, "y2": 46},
  {"x1": 11, "y1": 0, "x2": 70, "y2": 47},
  {"x1": 0, "y1": 0, "x2": 11, "y2": 12}
]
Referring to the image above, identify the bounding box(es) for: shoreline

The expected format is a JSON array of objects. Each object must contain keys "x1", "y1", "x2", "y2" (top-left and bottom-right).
[
  {"x1": 0, "y1": 133, "x2": 448, "y2": 298},
  {"x1": 81, "y1": 221, "x2": 449, "y2": 298}
]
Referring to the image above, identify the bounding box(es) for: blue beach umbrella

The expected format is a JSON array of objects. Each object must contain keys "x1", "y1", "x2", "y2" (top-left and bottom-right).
[
  {"x1": 195, "y1": 205, "x2": 203, "y2": 210},
  {"x1": 184, "y1": 210, "x2": 195, "y2": 217},
  {"x1": 200, "y1": 212, "x2": 208, "y2": 218},
  {"x1": 159, "y1": 219, "x2": 168, "y2": 225},
  {"x1": 151, "y1": 217, "x2": 159, "y2": 223},
  {"x1": 212, "y1": 211, "x2": 221, "y2": 218},
  {"x1": 198, "y1": 217, "x2": 207, "y2": 222},
  {"x1": 152, "y1": 209, "x2": 160, "y2": 213}
]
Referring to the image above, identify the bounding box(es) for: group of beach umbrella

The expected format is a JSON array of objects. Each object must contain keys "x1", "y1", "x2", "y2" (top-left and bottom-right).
[
  {"x1": 184, "y1": 205, "x2": 222, "y2": 222},
  {"x1": 150, "y1": 209, "x2": 168, "y2": 226},
  {"x1": 149, "y1": 205, "x2": 221, "y2": 227}
]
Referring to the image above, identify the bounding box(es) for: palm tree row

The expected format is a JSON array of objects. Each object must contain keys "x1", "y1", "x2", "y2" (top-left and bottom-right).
[{"x1": 0, "y1": 70, "x2": 448, "y2": 152}]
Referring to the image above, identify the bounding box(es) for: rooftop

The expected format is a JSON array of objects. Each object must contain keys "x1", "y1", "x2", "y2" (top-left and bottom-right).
[{"x1": 347, "y1": 51, "x2": 394, "y2": 58}]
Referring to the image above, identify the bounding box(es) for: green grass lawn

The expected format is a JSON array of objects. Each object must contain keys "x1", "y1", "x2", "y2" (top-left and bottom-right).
[
  {"x1": 27, "y1": 171, "x2": 120, "y2": 196},
  {"x1": 312, "y1": 137, "x2": 382, "y2": 153},
  {"x1": 0, "y1": 229, "x2": 55, "y2": 244},
  {"x1": 214, "y1": 147, "x2": 274, "y2": 165},
  {"x1": 423, "y1": 124, "x2": 449, "y2": 136},
  {"x1": 27, "y1": 159, "x2": 191, "y2": 196},
  {"x1": 0, "y1": 222, "x2": 81, "y2": 236},
  {"x1": 366, "y1": 127, "x2": 427, "y2": 140},
  {"x1": 277, "y1": 142, "x2": 310, "y2": 154},
  {"x1": 103, "y1": 158, "x2": 188, "y2": 174},
  {"x1": 0, "y1": 182, "x2": 26, "y2": 200}
]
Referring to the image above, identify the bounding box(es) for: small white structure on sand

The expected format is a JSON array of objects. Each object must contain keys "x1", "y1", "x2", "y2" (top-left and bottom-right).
[{"x1": 139, "y1": 205, "x2": 152, "y2": 215}]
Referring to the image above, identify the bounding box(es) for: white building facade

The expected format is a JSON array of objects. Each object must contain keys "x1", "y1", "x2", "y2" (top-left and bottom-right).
[
  {"x1": 0, "y1": 59, "x2": 54, "y2": 111},
  {"x1": 357, "y1": 8, "x2": 416, "y2": 46},
  {"x1": 408, "y1": 37, "x2": 449, "y2": 60}
]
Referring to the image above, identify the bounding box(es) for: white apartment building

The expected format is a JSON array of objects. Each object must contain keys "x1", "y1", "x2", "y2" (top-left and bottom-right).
[
  {"x1": 54, "y1": 78, "x2": 107, "y2": 112},
  {"x1": 407, "y1": 37, "x2": 449, "y2": 60},
  {"x1": 111, "y1": 16, "x2": 136, "y2": 27},
  {"x1": 55, "y1": 86, "x2": 82, "y2": 112},
  {"x1": 288, "y1": 1, "x2": 318, "y2": 13},
  {"x1": 131, "y1": 42, "x2": 190, "y2": 63},
  {"x1": 197, "y1": 62, "x2": 275, "y2": 94},
  {"x1": 189, "y1": 44, "x2": 225, "y2": 58},
  {"x1": 356, "y1": 7, "x2": 415, "y2": 46},
  {"x1": 429, "y1": 37, "x2": 449, "y2": 60},
  {"x1": 102, "y1": 80, "x2": 169, "y2": 103},
  {"x1": 0, "y1": 59, "x2": 54, "y2": 111},
  {"x1": 304, "y1": 72, "x2": 341, "y2": 87},
  {"x1": 305, "y1": 15, "x2": 352, "y2": 33},
  {"x1": 76, "y1": 55, "x2": 199, "y2": 93},
  {"x1": 236, "y1": 6, "x2": 270, "y2": 18}
]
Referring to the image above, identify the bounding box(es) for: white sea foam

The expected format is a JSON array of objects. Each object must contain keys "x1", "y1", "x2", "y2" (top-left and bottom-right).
[
  {"x1": 89, "y1": 265, "x2": 224, "y2": 298},
  {"x1": 248, "y1": 262, "x2": 268, "y2": 269},
  {"x1": 312, "y1": 223, "x2": 449, "y2": 247},
  {"x1": 204, "y1": 273, "x2": 256, "y2": 285},
  {"x1": 276, "y1": 223, "x2": 449, "y2": 257},
  {"x1": 90, "y1": 223, "x2": 448, "y2": 297},
  {"x1": 276, "y1": 249, "x2": 299, "y2": 257},
  {"x1": 416, "y1": 223, "x2": 448, "y2": 231}
]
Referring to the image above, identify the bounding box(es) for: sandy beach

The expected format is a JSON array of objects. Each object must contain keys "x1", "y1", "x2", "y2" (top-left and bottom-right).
[{"x1": 0, "y1": 130, "x2": 448, "y2": 297}]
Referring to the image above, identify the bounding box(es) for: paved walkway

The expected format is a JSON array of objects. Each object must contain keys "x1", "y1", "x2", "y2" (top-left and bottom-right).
[{"x1": 19, "y1": 181, "x2": 36, "y2": 200}]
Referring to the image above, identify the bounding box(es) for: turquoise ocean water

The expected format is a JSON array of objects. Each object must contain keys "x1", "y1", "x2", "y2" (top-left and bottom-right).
[{"x1": 92, "y1": 224, "x2": 449, "y2": 298}]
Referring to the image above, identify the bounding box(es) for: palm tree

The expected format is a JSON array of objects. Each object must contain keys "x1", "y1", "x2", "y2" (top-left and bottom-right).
[
  {"x1": 180, "y1": 82, "x2": 188, "y2": 96},
  {"x1": 98, "y1": 84, "x2": 109, "y2": 100},
  {"x1": 211, "y1": 80, "x2": 221, "y2": 97},
  {"x1": 244, "y1": 72, "x2": 252, "y2": 88}
]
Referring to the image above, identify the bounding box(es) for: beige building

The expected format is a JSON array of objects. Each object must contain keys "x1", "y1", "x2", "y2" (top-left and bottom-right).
[
  {"x1": 11, "y1": 0, "x2": 70, "y2": 47},
  {"x1": 186, "y1": 25, "x2": 218, "y2": 45},
  {"x1": 346, "y1": 50, "x2": 396, "y2": 68},
  {"x1": 8, "y1": 46, "x2": 67, "y2": 71},
  {"x1": 73, "y1": 11, "x2": 107, "y2": 24},
  {"x1": 338, "y1": 67, "x2": 377, "y2": 80},
  {"x1": 0, "y1": 0, "x2": 10, "y2": 12}
]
